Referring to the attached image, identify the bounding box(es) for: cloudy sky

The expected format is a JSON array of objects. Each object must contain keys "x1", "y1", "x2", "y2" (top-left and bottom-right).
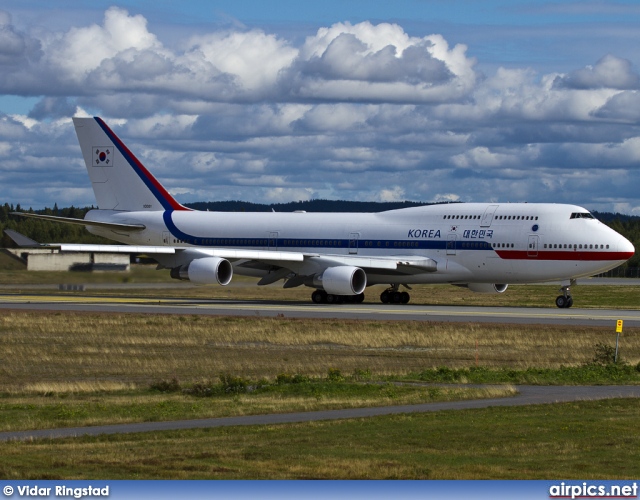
[{"x1": 1, "y1": 1, "x2": 640, "y2": 214}]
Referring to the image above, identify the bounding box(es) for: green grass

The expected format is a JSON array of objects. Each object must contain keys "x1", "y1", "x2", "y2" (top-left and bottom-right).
[
  {"x1": 0, "y1": 376, "x2": 516, "y2": 432},
  {"x1": 0, "y1": 398, "x2": 638, "y2": 479},
  {"x1": 408, "y1": 364, "x2": 640, "y2": 385}
]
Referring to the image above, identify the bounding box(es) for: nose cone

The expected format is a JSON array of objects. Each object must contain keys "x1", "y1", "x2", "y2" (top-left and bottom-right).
[{"x1": 618, "y1": 236, "x2": 635, "y2": 260}]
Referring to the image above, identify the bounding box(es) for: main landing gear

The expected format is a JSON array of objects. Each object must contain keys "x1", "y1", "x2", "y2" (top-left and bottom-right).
[
  {"x1": 311, "y1": 289, "x2": 365, "y2": 304},
  {"x1": 380, "y1": 285, "x2": 411, "y2": 305},
  {"x1": 555, "y1": 280, "x2": 575, "y2": 308}
]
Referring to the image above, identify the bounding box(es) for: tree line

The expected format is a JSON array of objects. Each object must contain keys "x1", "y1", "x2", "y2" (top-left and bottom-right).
[{"x1": 1, "y1": 201, "x2": 638, "y2": 268}]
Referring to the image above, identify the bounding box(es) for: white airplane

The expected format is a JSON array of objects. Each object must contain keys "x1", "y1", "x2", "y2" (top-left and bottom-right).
[{"x1": 14, "y1": 117, "x2": 635, "y2": 308}]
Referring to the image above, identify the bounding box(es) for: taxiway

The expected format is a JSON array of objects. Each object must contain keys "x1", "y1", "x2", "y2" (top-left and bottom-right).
[{"x1": 0, "y1": 293, "x2": 638, "y2": 327}]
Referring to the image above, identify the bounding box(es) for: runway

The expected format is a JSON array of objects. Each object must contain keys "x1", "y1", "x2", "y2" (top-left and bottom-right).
[
  {"x1": 1, "y1": 384, "x2": 638, "y2": 442},
  {"x1": 0, "y1": 292, "x2": 639, "y2": 326}
]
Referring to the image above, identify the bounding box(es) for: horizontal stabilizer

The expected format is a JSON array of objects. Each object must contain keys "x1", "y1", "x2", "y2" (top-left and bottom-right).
[
  {"x1": 11, "y1": 212, "x2": 146, "y2": 232},
  {"x1": 3, "y1": 229, "x2": 40, "y2": 247}
]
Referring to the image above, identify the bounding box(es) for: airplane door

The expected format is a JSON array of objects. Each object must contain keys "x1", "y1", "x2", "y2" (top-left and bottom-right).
[
  {"x1": 447, "y1": 234, "x2": 457, "y2": 255},
  {"x1": 162, "y1": 231, "x2": 171, "y2": 245},
  {"x1": 481, "y1": 205, "x2": 499, "y2": 227},
  {"x1": 527, "y1": 235, "x2": 539, "y2": 257},
  {"x1": 269, "y1": 232, "x2": 278, "y2": 250},
  {"x1": 349, "y1": 232, "x2": 359, "y2": 255}
]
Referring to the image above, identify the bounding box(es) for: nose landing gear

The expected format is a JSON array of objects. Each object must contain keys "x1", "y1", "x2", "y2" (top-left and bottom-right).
[{"x1": 555, "y1": 280, "x2": 575, "y2": 308}]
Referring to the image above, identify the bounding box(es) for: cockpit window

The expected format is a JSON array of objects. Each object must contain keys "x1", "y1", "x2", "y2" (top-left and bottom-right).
[{"x1": 570, "y1": 212, "x2": 595, "y2": 220}]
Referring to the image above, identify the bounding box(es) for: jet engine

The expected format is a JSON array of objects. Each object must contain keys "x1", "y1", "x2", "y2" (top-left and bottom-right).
[
  {"x1": 170, "y1": 257, "x2": 233, "y2": 285},
  {"x1": 465, "y1": 283, "x2": 508, "y2": 294},
  {"x1": 312, "y1": 266, "x2": 367, "y2": 295}
]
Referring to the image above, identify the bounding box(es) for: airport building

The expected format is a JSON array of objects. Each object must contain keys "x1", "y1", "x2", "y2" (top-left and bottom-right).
[{"x1": 2, "y1": 248, "x2": 130, "y2": 272}]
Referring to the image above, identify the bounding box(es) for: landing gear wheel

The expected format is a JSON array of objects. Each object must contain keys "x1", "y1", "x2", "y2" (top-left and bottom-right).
[
  {"x1": 555, "y1": 295, "x2": 573, "y2": 308},
  {"x1": 556, "y1": 280, "x2": 576, "y2": 308},
  {"x1": 312, "y1": 290, "x2": 327, "y2": 304},
  {"x1": 380, "y1": 285, "x2": 411, "y2": 305},
  {"x1": 312, "y1": 291, "x2": 364, "y2": 305}
]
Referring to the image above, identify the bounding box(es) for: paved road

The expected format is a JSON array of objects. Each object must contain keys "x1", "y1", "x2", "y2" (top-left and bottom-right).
[
  {"x1": 1, "y1": 293, "x2": 639, "y2": 326},
  {"x1": 1, "y1": 385, "x2": 638, "y2": 442}
]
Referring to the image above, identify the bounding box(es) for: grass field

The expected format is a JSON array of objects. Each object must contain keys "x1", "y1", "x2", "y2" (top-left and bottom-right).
[
  {"x1": 2, "y1": 312, "x2": 639, "y2": 391},
  {"x1": 1, "y1": 256, "x2": 639, "y2": 479},
  {"x1": 1, "y1": 399, "x2": 638, "y2": 479}
]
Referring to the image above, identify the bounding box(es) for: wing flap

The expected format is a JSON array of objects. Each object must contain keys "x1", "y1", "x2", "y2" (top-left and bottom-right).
[
  {"x1": 57, "y1": 244, "x2": 175, "y2": 254},
  {"x1": 190, "y1": 248, "x2": 305, "y2": 262},
  {"x1": 306, "y1": 254, "x2": 438, "y2": 272}
]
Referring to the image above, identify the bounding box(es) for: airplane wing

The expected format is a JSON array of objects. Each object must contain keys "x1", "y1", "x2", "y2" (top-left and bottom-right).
[
  {"x1": 11, "y1": 209, "x2": 438, "y2": 292},
  {"x1": 55, "y1": 243, "x2": 437, "y2": 278},
  {"x1": 56, "y1": 244, "x2": 435, "y2": 269}
]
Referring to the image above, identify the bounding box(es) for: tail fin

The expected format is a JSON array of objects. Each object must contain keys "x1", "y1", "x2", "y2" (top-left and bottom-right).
[{"x1": 73, "y1": 117, "x2": 188, "y2": 212}]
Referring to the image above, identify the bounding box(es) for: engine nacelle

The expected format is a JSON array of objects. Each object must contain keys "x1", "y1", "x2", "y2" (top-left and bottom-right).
[
  {"x1": 466, "y1": 283, "x2": 508, "y2": 294},
  {"x1": 170, "y1": 257, "x2": 233, "y2": 285},
  {"x1": 313, "y1": 266, "x2": 367, "y2": 295}
]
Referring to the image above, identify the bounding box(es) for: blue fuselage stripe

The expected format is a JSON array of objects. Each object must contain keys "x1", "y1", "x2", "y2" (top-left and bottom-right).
[{"x1": 162, "y1": 211, "x2": 491, "y2": 251}]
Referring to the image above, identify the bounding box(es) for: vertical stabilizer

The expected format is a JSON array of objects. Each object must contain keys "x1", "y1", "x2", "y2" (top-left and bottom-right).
[{"x1": 73, "y1": 117, "x2": 187, "y2": 212}]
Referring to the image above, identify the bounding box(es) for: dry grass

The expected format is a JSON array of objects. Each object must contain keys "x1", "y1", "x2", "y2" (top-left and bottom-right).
[
  {"x1": 19, "y1": 381, "x2": 137, "y2": 395},
  {"x1": 0, "y1": 311, "x2": 638, "y2": 391}
]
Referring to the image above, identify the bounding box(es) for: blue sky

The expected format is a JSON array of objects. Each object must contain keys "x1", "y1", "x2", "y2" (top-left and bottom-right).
[{"x1": 1, "y1": 1, "x2": 640, "y2": 213}]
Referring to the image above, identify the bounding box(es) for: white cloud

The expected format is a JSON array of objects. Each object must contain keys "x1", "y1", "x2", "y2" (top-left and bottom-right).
[
  {"x1": 452, "y1": 147, "x2": 518, "y2": 169},
  {"x1": 44, "y1": 7, "x2": 161, "y2": 83},
  {"x1": 553, "y1": 55, "x2": 640, "y2": 90},
  {"x1": 186, "y1": 30, "x2": 297, "y2": 92},
  {"x1": 377, "y1": 186, "x2": 405, "y2": 202},
  {"x1": 265, "y1": 187, "x2": 314, "y2": 203},
  {"x1": 289, "y1": 22, "x2": 477, "y2": 103},
  {"x1": 0, "y1": 8, "x2": 639, "y2": 213}
]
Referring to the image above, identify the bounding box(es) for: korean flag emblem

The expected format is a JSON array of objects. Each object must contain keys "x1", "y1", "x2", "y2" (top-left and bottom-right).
[{"x1": 93, "y1": 147, "x2": 113, "y2": 167}]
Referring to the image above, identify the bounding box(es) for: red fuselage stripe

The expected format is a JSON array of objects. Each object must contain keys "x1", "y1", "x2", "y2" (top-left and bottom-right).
[{"x1": 495, "y1": 250, "x2": 634, "y2": 261}]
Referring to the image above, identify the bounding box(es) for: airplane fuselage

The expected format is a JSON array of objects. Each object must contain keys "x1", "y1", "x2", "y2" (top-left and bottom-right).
[{"x1": 85, "y1": 202, "x2": 634, "y2": 286}]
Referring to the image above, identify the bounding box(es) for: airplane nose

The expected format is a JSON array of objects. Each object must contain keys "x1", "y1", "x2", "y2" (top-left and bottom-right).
[{"x1": 618, "y1": 236, "x2": 635, "y2": 258}]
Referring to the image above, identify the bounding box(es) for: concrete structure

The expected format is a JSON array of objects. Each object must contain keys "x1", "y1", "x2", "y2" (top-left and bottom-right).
[{"x1": 3, "y1": 248, "x2": 130, "y2": 272}]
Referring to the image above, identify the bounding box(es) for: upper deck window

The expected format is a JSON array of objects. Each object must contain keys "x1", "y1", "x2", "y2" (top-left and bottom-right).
[{"x1": 570, "y1": 212, "x2": 595, "y2": 220}]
